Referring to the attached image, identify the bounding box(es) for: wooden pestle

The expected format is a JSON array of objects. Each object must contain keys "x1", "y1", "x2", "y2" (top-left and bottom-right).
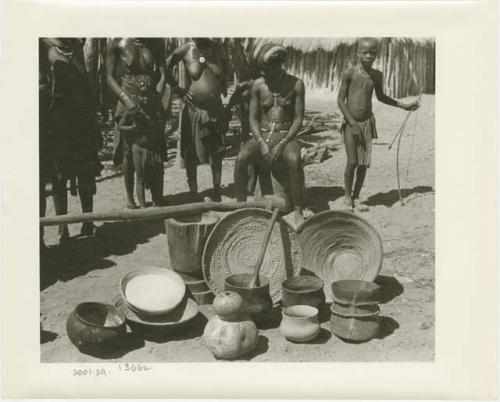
[{"x1": 249, "y1": 208, "x2": 280, "y2": 288}]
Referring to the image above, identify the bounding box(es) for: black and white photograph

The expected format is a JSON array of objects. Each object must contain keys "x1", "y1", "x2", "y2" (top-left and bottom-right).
[{"x1": 38, "y1": 36, "x2": 436, "y2": 363}]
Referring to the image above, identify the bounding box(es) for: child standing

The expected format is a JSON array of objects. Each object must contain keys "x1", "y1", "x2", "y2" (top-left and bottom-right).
[{"x1": 337, "y1": 38, "x2": 419, "y2": 212}]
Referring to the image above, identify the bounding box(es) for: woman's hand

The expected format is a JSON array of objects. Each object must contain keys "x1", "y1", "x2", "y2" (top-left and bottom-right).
[
  {"x1": 175, "y1": 87, "x2": 194, "y2": 105},
  {"x1": 258, "y1": 139, "x2": 271, "y2": 162},
  {"x1": 271, "y1": 140, "x2": 286, "y2": 163}
]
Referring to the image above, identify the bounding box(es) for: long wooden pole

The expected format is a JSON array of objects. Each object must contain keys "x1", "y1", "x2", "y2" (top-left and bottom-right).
[{"x1": 39, "y1": 199, "x2": 286, "y2": 227}]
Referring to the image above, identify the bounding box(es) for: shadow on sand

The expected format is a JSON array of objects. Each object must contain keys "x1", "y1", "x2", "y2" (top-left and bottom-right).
[{"x1": 40, "y1": 219, "x2": 165, "y2": 291}]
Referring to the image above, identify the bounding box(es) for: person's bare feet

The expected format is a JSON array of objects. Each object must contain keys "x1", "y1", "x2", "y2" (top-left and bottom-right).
[
  {"x1": 126, "y1": 201, "x2": 138, "y2": 209},
  {"x1": 80, "y1": 222, "x2": 96, "y2": 237},
  {"x1": 294, "y1": 207, "x2": 305, "y2": 227},
  {"x1": 354, "y1": 199, "x2": 369, "y2": 212},
  {"x1": 344, "y1": 197, "x2": 354, "y2": 212}
]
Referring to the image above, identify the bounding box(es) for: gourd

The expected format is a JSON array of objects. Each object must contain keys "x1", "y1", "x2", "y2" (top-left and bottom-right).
[{"x1": 203, "y1": 292, "x2": 258, "y2": 359}]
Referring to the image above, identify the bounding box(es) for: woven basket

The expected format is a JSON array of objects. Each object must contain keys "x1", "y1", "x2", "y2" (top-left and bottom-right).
[
  {"x1": 202, "y1": 208, "x2": 302, "y2": 303},
  {"x1": 296, "y1": 211, "x2": 383, "y2": 302}
]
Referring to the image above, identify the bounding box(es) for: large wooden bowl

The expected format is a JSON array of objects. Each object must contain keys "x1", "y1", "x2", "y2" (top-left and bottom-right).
[{"x1": 120, "y1": 267, "x2": 186, "y2": 316}]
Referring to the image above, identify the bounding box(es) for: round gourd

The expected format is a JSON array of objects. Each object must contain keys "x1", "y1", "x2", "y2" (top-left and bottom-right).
[
  {"x1": 202, "y1": 316, "x2": 258, "y2": 359},
  {"x1": 212, "y1": 291, "x2": 243, "y2": 320}
]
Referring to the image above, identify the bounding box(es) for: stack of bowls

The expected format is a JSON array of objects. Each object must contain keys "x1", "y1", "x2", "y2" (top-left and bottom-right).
[
  {"x1": 119, "y1": 266, "x2": 199, "y2": 329},
  {"x1": 330, "y1": 280, "x2": 382, "y2": 342},
  {"x1": 177, "y1": 271, "x2": 214, "y2": 305}
]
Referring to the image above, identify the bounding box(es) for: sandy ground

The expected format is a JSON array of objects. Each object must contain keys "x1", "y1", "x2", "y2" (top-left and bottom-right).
[{"x1": 40, "y1": 93, "x2": 435, "y2": 362}]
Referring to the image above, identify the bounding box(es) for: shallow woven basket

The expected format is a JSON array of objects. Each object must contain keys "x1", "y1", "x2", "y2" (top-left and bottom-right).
[
  {"x1": 202, "y1": 208, "x2": 303, "y2": 303},
  {"x1": 295, "y1": 210, "x2": 383, "y2": 302}
]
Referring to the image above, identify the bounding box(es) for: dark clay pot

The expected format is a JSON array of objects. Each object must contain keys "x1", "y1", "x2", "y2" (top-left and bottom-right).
[
  {"x1": 282, "y1": 276, "x2": 325, "y2": 308},
  {"x1": 224, "y1": 273, "x2": 273, "y2": 316},
  {"x1": 66, "y1": 302, "x2": 126, "y2": 351}
]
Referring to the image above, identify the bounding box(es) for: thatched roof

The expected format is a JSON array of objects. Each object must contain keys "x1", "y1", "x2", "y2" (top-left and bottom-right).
[{"x1": 246, "y1": 37, "x2": 434, "y2": 55}]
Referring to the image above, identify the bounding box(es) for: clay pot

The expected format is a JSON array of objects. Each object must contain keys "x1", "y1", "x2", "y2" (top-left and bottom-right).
[
  {"x1": 224, "y1": 273, "x2": 273, "y2": 317},
  {"x1": 282, "y1": 276, "x2": 325, "y2": 308},
  {"x1": 330, "y1": 303, "x2": 380, "y2": 342},
  {"x1": 279, "y1": 305, "x2": 320, "y2": 343},
  {"x1": 66, "y1": 302, "x2": 126, "y2": 351},
  {"x1": 331, "y1": 280, "x2": 382, "y2": 306},
  {"x1": 202, "y1": 292, "x2": 258, "y2": 359}
]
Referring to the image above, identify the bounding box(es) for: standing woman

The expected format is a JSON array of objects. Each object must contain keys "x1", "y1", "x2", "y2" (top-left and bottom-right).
[
  {"x1": 234, "y1": 44, "x2": 306, "y2": 225},
  {"x1": 41, "y1": 38, "x2": 103, "y2": 244},
  {"x1": 166, "y1": 38, "x2": 229, "y2": 201},
  {"x1": 107, "y1": 38, "x2": 167, "y2": 208}
]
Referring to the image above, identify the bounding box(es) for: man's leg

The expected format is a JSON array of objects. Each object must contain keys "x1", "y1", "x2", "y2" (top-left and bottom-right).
[
  {"x1": 352, "y1": 165, "x2": 369, "y2": 211},
  {"x1": 185, "y1": 152, "x2": 198, "y2": 194},
  {"x1": 280, "y1": 140, "x2": 304, "y2": 226},
  {"x1": 343, "y1": 126, "x2": 358, "y2": 211},
  {"x1": 132, "y1": 145, "x2": 147, "y2": 208},
  {"x1": 39, "y1": 178, "x2": 47, "y2": 248},
  {"x1": 150, "y1": 162, "x2": 165, "y2": 207},
  {"x1": 122, "y1": 148, "x2": 136, "y2": 208},
  {"x1": 210, "y1": 154, "x2": 223, "y2": 202},
  {"x1": 52, "y1": 173, "x2": 70, "y2": 243},
  {"x1": 78, "y1": 167, "x2": 96, "y2": 236},
  {"x1": 234, "y1": 139, "x2": 260, "y2": 202}
]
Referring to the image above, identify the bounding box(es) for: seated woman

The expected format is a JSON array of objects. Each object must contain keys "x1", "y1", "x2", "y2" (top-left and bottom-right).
[{"x1": 234, "y1": 44, "x2": 305, "y2": 225}]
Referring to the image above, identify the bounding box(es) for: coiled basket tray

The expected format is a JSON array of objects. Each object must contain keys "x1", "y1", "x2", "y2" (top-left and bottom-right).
[
  {"x1": 202, "y1": 208, "x2": 303, "y2": 303},
  {"x1": 295, "y1": 210, "x2": 383, "y2": 302}
]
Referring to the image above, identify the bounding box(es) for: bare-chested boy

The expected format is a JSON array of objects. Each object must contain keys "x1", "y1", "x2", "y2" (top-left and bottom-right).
[{"x1": 337, "y1": 38, "x2": 419, "y2": 212}]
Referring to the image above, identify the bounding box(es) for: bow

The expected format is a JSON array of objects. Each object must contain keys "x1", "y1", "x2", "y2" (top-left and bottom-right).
[{"x1": 388, "y1": 50, "x2": 421, "y2": 206}]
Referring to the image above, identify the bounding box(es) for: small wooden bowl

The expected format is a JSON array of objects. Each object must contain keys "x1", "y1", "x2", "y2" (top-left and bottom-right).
[
  {"x1": 282, "y1": 276, "x2": 325, "y2": 308},
  {"x1": 120, "y1": 267, "x2": 186, "y2": 316},
  {"x1": 224, "y1": 273, "x2": 273, "y2": 316},
  {"x1": 331, "y1": 280, "x2": 382, "y2": 306}
]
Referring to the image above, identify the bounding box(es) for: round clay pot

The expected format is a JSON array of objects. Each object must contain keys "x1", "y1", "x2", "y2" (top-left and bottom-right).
[
  {"x1": 329, "y1": 303, "x2": 380, "y2": 342},
  {"x1": 279, "y1": 305, "x2": 321, "y2": 342},
  {"x1": 224, "y1": 273, "x2": 273, "y2": 316},
  {"x1": 66, "y1": 302, "x2": 126, "y2": 351},
  {"x1": 282, "y1": 276, "x2": 325, "y2": 308}
]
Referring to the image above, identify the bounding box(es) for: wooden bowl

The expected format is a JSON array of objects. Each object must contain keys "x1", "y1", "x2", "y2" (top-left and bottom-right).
[
  {"x1": 120, "y1": 267, "x2": 186, "y2": 316},
  {"x1": 330, "y1": 303, "x2": 380, "y2": 342},
  {"x1": 282, "y1": 276, "x2": 325, "y2": 308},
  {"x1": 66, "y1": 302, "x2": 126, "y2": 351},
  {"x1": 224, "y1": 273, "x2": 273, "y2": 316},
  {"x1": 331, "y1": 280, "x2": 382, "y2": 306}
]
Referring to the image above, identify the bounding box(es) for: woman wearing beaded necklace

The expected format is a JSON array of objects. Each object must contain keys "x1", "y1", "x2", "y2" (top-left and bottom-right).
[
  {"x1": 234, "y1": 44, "x2": 306, "y2": 225},
  {"x1": 166, "y1": 38, "x2": 229, "y2": 202},
  {"x1": 107, "y1": 38, "x2": 167, "y2": 209}
]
